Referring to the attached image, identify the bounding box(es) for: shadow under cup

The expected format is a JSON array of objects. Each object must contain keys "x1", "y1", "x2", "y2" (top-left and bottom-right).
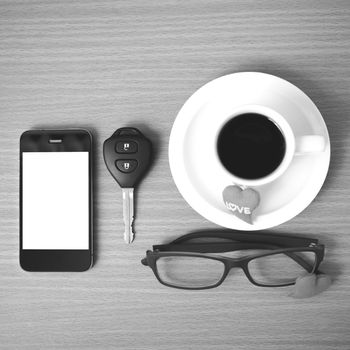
[{"x1": 217, "y1": 113, "x2": 286, "y2": 180}]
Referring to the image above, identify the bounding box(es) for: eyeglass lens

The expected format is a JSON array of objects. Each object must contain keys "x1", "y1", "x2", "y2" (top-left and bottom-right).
[
  {"x1": 247, "y1": 251, "x2": 316, "y2": 285},
  {"x1": 156, "y1": 256, "x2": 225, "y2": 288}
]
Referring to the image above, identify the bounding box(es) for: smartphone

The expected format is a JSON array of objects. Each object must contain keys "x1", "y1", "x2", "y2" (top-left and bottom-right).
[{"x1": 20, "y1": 129, "x2": 93, "y2": 271}]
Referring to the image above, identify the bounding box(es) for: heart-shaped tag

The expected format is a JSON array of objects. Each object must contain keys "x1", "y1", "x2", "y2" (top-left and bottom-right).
[
  {"x1": 222, "y1": 185, "x2": 260, "y2": 224},
  {"x1": 289, "y1": 273, "x2": 332, "y2": 298}
]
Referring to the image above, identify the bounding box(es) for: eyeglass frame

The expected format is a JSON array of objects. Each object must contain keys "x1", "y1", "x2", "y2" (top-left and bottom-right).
[{"x1": 141, "y1": 231, "x2": 325, "y2": 290}]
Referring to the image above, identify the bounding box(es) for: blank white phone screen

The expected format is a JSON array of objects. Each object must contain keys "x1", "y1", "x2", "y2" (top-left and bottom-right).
[{"x1": 22, "y1": 152, "x2": 89, "y2": 250}]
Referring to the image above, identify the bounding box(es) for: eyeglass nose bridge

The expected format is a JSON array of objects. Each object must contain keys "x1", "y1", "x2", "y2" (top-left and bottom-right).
[
  {"x1": 222, "y1": 259, "x2": 250, "y2": 283},
  {"x1": 225, "y1": 258, "x2": 246, "y2": 270}
]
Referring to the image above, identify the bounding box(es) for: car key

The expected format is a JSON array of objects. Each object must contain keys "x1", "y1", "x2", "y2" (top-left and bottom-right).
[{"x1": 103, "y1": 127, "x2": 152, "y2": 244}]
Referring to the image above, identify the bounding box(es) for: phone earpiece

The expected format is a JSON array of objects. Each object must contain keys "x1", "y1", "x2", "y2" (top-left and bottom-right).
[{"x1": 290, "y1": 273, "x2": 332, "y2": 298}]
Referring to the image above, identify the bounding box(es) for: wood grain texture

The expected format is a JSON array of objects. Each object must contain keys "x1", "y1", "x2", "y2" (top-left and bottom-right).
[{"x1": 1, "y1": 0, "x2": 350, "y2": 349}]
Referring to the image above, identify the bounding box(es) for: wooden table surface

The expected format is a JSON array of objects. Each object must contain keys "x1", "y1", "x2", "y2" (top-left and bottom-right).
[{"x1": 1, "y1": 1, "x2": 350, "y2": 349}]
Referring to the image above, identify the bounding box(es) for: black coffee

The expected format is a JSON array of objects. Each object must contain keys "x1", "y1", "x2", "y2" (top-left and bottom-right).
[{"x1": 217, "y1": 113, "x2": 286, "y2": 179}]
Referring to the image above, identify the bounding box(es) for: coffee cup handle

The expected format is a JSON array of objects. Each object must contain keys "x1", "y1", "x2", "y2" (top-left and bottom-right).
[{"x1": 295, "y1": 135, "x2": 326, "y2": 155}]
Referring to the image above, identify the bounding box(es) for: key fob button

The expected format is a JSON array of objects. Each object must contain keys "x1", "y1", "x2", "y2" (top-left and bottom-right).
[
  {"x1": 116, "y1": 159, "x2": 138, "y2": 173},
  {"x1": 116, "y1": 141, "x2": 138, "y2": 154}
]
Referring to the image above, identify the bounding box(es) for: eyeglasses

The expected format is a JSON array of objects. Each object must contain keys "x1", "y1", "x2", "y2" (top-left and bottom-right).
[{"x1": 141, "y1": 231, "x2": 325, "y2": 290}]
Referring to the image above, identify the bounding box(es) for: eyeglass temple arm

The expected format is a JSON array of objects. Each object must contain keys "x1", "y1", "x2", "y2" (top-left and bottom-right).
[
  {"x1": 142, "y1": 250, "x2": 322, "y2": 276},
  {"x1": 153, "y1": 242, "x2": 279, "y2": 252},
  {"x1": 152, "y1": 243, "x2": 312, "y2": 272},
  {"x1": 152, "y1": 243, "x2": 318, "y2": 273},
  {"x1": 169, "y1": 230, "x2": 318, "y2": 247}
]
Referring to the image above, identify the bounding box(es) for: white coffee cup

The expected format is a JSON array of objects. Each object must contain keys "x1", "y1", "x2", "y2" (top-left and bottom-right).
[
  {"x1": 169, "y1": 72, "x2": 330, "y2": 230},
  {"x1": 214, "y1": 104, "x2": 326, "y2": 187}
]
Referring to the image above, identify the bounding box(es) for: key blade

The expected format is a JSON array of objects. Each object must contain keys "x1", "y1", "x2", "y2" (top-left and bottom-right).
[{"x1": 122, "y1": 188, "x2": 134, "y2": 244}]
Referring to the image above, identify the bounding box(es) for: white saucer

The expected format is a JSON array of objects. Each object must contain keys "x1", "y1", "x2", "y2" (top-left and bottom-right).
[{"x1": 169, "y1": 72, "x2": 330, "y2": 230}]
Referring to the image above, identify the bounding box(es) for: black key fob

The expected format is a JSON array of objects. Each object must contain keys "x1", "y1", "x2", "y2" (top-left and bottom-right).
[{"x1": 103, "y1": 127, "x2": 152, "y2": 188}]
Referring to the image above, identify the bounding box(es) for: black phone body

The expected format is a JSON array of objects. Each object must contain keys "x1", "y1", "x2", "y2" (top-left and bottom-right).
[{"x1": 20, "y1": 129, "x2": 93, "y2": 271}]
